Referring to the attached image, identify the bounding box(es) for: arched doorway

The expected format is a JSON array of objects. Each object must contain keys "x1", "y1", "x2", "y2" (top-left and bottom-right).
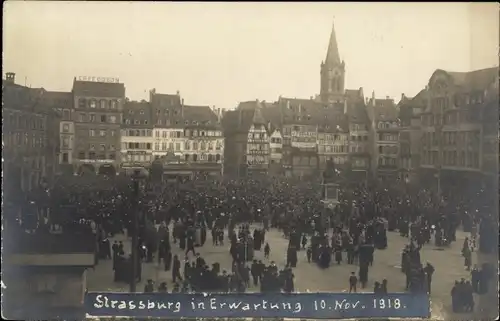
[
  {"x1": 98, "y1": 164, "x2": 116, "y2": 177},
  {"x1": 78, "y1": 164, "x2": 96, "y2": 176}
]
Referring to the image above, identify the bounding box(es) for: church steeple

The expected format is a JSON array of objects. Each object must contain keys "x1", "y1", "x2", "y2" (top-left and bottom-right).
[
  {"x1": 325, "y1": 21, "x2": 341, "y2": 66},
  {"x1": 320, "y1": 19, "x2": 345, "y2": 105}
]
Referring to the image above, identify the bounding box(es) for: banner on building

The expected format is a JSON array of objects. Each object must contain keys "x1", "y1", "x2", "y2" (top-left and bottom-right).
[{"x1": 85, "y1": 292, "x2": 429, "y2": 319}]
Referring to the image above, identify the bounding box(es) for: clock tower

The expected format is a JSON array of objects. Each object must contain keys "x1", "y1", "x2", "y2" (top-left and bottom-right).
[{"x1": 320, "y1": 20, "x2": 345, "y2": 104}]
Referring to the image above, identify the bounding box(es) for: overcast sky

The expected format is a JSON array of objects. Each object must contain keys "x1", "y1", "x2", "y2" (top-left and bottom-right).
[{"x1": 3, "y1": 2, "x2": 499, "y2": 110}]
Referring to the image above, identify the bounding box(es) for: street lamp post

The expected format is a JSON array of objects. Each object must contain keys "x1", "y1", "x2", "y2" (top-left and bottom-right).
[{"x1": 130, "y1": 169, "x2": 145, "y2": 292}]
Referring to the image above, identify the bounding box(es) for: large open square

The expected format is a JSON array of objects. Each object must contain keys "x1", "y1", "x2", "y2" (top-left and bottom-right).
[{"x1": 87, "y1": 225, "x2": 476, "y2": 320}]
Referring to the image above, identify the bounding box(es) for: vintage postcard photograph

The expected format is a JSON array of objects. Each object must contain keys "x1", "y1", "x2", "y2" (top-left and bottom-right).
[{"x1": 2, "y1": 2, "x2": 499, "y2": 321}]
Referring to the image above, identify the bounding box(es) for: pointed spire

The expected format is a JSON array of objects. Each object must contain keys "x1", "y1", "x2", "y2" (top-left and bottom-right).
[{"x1": 325, "y1": 20, "x2": 341, "y2": 66}]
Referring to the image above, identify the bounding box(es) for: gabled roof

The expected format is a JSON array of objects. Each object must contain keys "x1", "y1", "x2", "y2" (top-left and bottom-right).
[{"x1": 72, "y1": 79, "x2": 125, "y2": 98}]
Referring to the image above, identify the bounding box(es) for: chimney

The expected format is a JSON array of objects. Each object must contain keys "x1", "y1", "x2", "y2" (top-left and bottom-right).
[
  {"x1": 372, "y1": 90, "x2": 375, "y2": 100},
  {"x1": 176, "y1": 90, "x2": 180, "y2": 96},
  {"x1": 359, "y1": 87, "x2": 364, "y2": 97},
  {"x1": 181, "y1": 98, "x2": 184, "y2": 106},
  {"x1": 149, "y1": 88, "x2": 156, "y2": 103},
  {"x1": 286, "y1": 101, "x2": 290, "y2": 109},
  {"x1": 5, "y1": 72, "x2": 15, "y2": 84},
  {"x1": 310, "y1": 96, "x2": 313, "y2": 100},
  {"x1": 386, "y1": 96, "x2": 390, "y2": 100},
  {"x1": 401, "y1": 93, "x2": 405, "y2": 101}
]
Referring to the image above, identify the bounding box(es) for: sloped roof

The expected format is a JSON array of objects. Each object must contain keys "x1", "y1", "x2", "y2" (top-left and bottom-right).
[
  {"x1": 344, "y1": 89, "x2": 368, "y2": 123},
  {"x1": 123, "y1": 100, "x2": 152, "y2": 127},
  {"x1": 183, "y1": 105, "x2": 218, "y2": 123},
  {"x1": 373, "y1": 99, "x2": 398, "y2": 121},
  {"x1": 151, "y1": 93, "x2": 181, "y2": 107},
  {"x1": 445, "y1": 67, "x2": 498, "y2": 91},
  {"x1": 278, "y1": 97, "x2": 326, "y2": 125},
  {"x1": 41, "y1": 91, "x2": 73, "y2": 109},
  {"x1": 72, "y1": 79, "x2": 125, "y2": 98}
]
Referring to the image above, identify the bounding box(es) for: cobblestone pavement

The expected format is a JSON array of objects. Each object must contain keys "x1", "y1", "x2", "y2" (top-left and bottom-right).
[{"x1": 87, "y1": 226, "x2": 479, "y2": 320}]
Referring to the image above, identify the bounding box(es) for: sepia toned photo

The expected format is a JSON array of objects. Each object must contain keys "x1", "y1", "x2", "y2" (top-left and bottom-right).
[{"x1": 2, "y1": 2, "x2": 499, "y2": 320}]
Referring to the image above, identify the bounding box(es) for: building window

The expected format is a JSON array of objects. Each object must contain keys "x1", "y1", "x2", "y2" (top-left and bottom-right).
[
  {"x1": 162, "y1": 131, "x2": 168, "y2": 138},
  {"x1": 175, "y1": 143, "x2": 180, "y2": 151},
  {"x1": 110, "y1": 144, "x2": 115, "y2": 150},
  {"x1": 100, "y1": 115, "x2": 106, "y2": 123},
  {"x1": 62, "y1": 124, "x2": 70, "y2": 133},
  {"x1": 140, "y1": 110, "x2": 144, "y2": 115},
  {"x1": 168, "y1": 142, "x2": 174, "y2": 150},
  {"x1": 161, "y1": 143, "x2": 167, "y2": 150},
  {"x1": 109, "y1": 115, "x2": 117, "y2": 123},
  {"x1": 109, "y1": 153, "x2": 116, "y2": 160},
  {"x1": 110, "y1": 100, "x2": 117, "y2": 109},
  {"x1": 90, "y1": 100, "x2": 96, "y2": 108},
  {"x1": 111, "y1": 130, "x2": 115, "y2": 137},
  {"x1": 62, "y1": 137, "x2": 70, "y2": 148},
  {"x1": 63, "y1": 109, "x2": 70, "y2": 120},
  {"x1": 193, "y1": 154, "x2": 198, "y2": 162},
  {"x1": 79, "y1": 98, "x2": 87, "y2": 108},
  {"x1": 62, "y1": 153, "x2": 69, "y2": 163},
  {"x1": 90, "y1": 144, "x2": 95, "y2": 150},
  {"x1": 216, "y1": 154, "x2": 221, "y2": 162},
  {"x1": 193, "y1": 142, "x2": 198, "y2": 150},
  {"x1": 208, "y1": 154, "x2": 213, "y2": 162},
  {"x1": 134, "y1": 120, "x2": 140, "y2": 125},
  {"x1": 89, "y1": 129, "x2": 95, "y2": 137},
  {"x1": 185, "y1": 141, "x2": 190, "y2": 150},
  {"x1": 79, "y1": 113, "x2": 86, "y2": 122},
  {"x1": 100, "y1": 100, "x2": 106, "y2": 109},
  {"x1": 100, "y1": 130, "x2": 106, "y2": 137},
  {"x1": 154, "y1": 143, "x2": 159, "y2": 150},
  {"x1": 100, "y1": 144, "x2": 106, "y2": 151},
  {"x1": 144, "y1": 120, "x2": 148, "y2": 125}
]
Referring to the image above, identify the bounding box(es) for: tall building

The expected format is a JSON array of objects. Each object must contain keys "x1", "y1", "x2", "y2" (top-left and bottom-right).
[
  {"x1": 278, "y1": 97, "x2": 322, "y2": 178},
  {"x1": 120, "y1": 100, "x2": 154, "y2": 174},
  {"x1": 223, "y1": 100, "x2": 271, "y2": 177},
  {"x1": 2, "y1": 72, "x2": 61, "y2": 196},
  {"x1": 320, "y1": 22, "x2": 372, "y2": 181},
  {"x1": 420, "y1": 67, "x2": 499, "y2": 192},
  {"x1": 150, "y1": 89, "x2": 224, "y2": 180},
  {"x1": 320, "y1": 21, "x2": 346, "y2": 104},
  {"x1": 397, "y1": 91, "x2": 425, "y2": 183},
  {"x1": 42, "y1": 90, "x2": 73, "y2": 176},
  {"x1": 71, "y1": 77, "x2": 125, "y2": 176},
  {"x1": 368, "y1": 95, "x2": 400, "y2": 180}
]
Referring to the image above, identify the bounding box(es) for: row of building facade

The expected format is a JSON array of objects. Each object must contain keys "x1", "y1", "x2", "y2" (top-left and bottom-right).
[{"x1": 3, "y1": 22, "x2": 498, "y2": 192}]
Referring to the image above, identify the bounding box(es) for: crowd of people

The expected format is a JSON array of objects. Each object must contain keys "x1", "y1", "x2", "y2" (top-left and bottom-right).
[{"x1": 3, "y1": 171, "x2": 497, "y2": 316}]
